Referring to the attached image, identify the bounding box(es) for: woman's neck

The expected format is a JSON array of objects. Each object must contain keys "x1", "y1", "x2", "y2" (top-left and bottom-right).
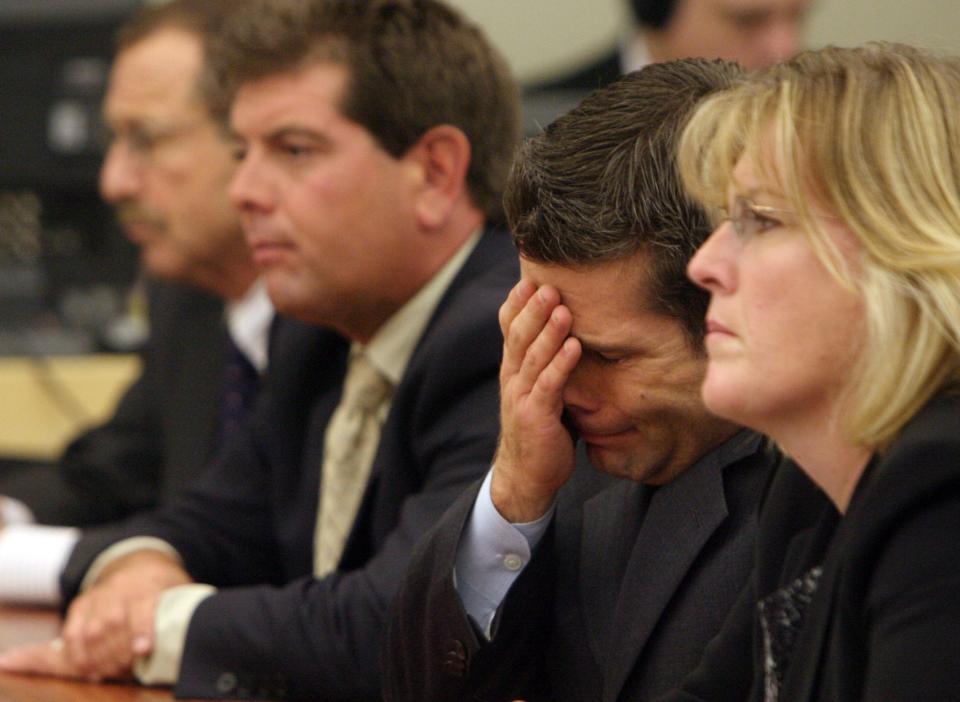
[{"x1": 773, "y1": 408, "x2": 872, "y2": 513}]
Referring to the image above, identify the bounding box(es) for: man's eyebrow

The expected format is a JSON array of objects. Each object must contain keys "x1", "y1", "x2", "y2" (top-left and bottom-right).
[
  {"x1": 265, "y1": 126, "x2": 329, "y2": 142},
  {"x1": 226, "y1": 126, "x2": 333, "y2": 146}
]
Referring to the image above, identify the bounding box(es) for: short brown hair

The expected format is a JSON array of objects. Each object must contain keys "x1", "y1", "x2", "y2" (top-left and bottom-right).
[
  {"x1": 505, "y1": 59, "x2": 741, "y2": 347},
  {"x1": 206, "y1": 0, "x2": 520, "y2": 222}
]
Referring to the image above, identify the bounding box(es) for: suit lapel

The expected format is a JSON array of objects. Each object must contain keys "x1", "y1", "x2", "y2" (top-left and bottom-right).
[
  {"x1": 600, "y1": 458, "x2": 730, "y2": 702},
  {"x1": 578, "y1": 482, "x2": 649, "y2": 667}
]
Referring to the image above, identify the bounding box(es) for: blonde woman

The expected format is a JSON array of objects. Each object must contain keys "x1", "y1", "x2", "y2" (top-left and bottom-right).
[{"x1": 671, "y1": 43, "x2": 960, "y2": 700}]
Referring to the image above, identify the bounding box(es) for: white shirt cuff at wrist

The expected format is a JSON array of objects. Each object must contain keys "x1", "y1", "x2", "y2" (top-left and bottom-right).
[
  {"x1": 0, "y1": 524, "x2": 79, "y2": 605},
  {"x1": 133, "y1": 583, "x2": 217, "y2": 685}
]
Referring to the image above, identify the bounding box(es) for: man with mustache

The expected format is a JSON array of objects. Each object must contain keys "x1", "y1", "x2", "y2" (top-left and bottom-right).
[{"x1": 0, "y1": 0, "x2": 270, "y2": 606}]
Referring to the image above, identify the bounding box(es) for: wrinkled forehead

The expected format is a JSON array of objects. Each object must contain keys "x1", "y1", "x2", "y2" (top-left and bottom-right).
[{"x1": 518, "y1": 254, "x2": 656, "y2": 318}]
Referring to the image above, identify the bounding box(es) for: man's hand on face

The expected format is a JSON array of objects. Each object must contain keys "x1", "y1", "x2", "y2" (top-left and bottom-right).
[
  {"x1": 492, "y1": 279, "x2": 582, "y2": 523},
  {"x1": 0, "y1": 549, "x2": 192, "y2": 682}
]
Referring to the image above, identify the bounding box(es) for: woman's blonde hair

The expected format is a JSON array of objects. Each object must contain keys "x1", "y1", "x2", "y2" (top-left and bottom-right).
[{"x1": 678, "y1": 43, "x2": 960, "y2": 451}]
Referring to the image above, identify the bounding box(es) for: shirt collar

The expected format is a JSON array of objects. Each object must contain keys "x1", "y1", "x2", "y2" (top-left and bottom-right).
[
  {"x1": 620, "y1": 30, "x2": 652, "y2": 73},
  {"x1": 225, "y1": 278, "x2": 274, "y2": 373}
]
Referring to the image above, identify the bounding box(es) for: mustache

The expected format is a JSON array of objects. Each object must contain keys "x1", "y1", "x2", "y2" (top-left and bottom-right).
[{"x1": 115, "y1": 204, "x2": 166, "y2": 232}]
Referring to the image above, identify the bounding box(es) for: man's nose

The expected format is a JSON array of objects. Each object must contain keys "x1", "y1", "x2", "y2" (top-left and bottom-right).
[{"x1": 99, "y1": 141, "x2": 143, "y2": 204}]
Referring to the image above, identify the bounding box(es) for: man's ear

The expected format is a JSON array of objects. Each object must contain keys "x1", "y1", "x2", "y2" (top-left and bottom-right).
[{"x1": 406, "y1": 125, "x2": 472, "y2": 230}]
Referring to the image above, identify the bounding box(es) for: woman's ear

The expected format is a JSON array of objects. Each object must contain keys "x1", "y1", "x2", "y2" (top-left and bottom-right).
[{"x1": 406, "y1": 124, "x2": 472, "y2": 230}]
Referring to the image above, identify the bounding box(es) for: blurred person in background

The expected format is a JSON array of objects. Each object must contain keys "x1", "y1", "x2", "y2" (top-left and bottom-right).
[
  {"x1": 0, "y1": 0, "x2": 271, "y2": 607},
  {"x1": 529, "y1": 0, "x2": 811, "y2": 93}
]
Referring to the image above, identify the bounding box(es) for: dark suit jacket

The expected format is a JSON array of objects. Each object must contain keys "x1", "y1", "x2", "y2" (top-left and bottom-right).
[
  {"x1": 385, "y1": 430, "x2": 777, "y2": 702},
  {"x1": 0, "y1": 280, "x2": 229, "y2": 526},
  {"x1": 61, "y1": 228, "x2": 519, "y2": 701},
  {"x1": 663, "y1": 393, "x2": 960, "y2": 701}
]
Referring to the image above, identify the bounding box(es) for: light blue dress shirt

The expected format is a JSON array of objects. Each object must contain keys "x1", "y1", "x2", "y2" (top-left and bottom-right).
[{"x1": 453, "y1": 468, "x2": 555, "y2": 638}]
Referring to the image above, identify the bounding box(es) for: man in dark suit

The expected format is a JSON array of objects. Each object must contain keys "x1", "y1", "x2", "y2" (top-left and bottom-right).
[
  {"x1": 385, "y1": 60, "x2": 779, "y2": 702},
  {"x1": 0, "y1": 1, "x2": 521, "y2": 700},
  {"x1": 0, "y1": 0, "x2": 270, "y2": 605}
]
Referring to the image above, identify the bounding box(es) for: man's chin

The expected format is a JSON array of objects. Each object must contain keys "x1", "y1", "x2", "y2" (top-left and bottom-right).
[
  {"x1": 583, "y1": 444, "x2": 631, "y2": 478},
  {"x1": 141, "y1": 251, "x2": 191, "y2": 284}
]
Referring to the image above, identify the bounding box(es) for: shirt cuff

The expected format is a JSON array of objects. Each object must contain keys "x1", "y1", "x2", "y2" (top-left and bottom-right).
[
  {"x1": 0, "y1": 524, "x2": 78, "y2": 605},
  {"x1": 133, "y1": 584, "x2": 217, "y2": 685},
  {"x1": 453, "y1": 468, "x2": 554, "y2": 638},
  {"x1": 81, "y1": 537, "x2": 183, "y2": 592}
]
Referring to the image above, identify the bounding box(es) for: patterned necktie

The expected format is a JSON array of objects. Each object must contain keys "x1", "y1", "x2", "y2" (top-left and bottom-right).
[{"x1": 314, "y1": 352, "x2": 393, "y2": 577}]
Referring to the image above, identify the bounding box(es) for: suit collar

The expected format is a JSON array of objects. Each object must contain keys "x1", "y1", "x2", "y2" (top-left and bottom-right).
[{"x1": 225, "y1": 277, "x2": 274, "y2": 374}]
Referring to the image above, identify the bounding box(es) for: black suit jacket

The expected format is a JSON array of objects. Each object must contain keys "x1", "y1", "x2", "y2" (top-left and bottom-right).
[
  {"x1": 385, "y1": 430, "x2": 776, "y2": 702},
  {"x1": 0, "y1": 280, "x2": 228, "y2": 526},
  {"x1": 61, "y1": 228, "x2": 519, "y2": 701},
  {"x1": 663, "y1": 393, "x2": 960, "y2": 701}
]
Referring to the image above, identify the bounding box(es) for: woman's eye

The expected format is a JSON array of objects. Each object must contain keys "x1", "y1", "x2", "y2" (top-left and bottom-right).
[
  {"x1": 750, "y1": 209, "x2": 781, "y2": 233},
  {"x1": 735, "y1": 206, "x2": 783, "y2": 240}
]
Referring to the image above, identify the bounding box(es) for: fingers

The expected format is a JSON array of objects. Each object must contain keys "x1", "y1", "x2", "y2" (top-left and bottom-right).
[
  {"x1": 498, "y1": 278, "x2": 535, "y2": 341},
  {"x1": 55, "y1": 551, "x2": 185, "y2": 682},
  {"x1": 128, "y1": 593, "x2": 158, "y2": 658},
  {"x1": 0, "y1": 638, "x2": 82, "y2": 679},
  {"x1": 501, "y1": 283, "x2": 569, "y2": 391},
  {"x1": 498, "y1": 279, "x2": 539, "y2": 378},
  {"x1": 61, "y1": 591, "x2": 138, "y2": 682},
  {"x1": 528, "y1": 333, "x2": 581, "y2": 412},
  {"x1": 490, "y1": 292, "x2": 581, "y2": 523},
  {"x1": 516, "y1": 305, "x2": 578, "y2": 409}
]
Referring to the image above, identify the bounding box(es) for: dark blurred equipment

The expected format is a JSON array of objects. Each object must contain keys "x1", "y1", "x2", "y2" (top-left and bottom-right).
[{"x1": 0, "y1": 0, "x2": 143, "y2": 355}]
